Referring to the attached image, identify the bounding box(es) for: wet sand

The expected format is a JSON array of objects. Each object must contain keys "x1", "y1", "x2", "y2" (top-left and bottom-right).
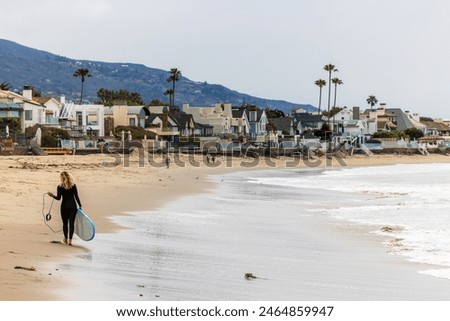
[{"x1": 2, "y1": 153, "x2": 450, "y2": 300}]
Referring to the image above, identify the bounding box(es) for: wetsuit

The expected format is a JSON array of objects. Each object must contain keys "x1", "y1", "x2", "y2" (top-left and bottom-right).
[{"x1": 53, "y1": 185, "x2": 82, "y2": 240}]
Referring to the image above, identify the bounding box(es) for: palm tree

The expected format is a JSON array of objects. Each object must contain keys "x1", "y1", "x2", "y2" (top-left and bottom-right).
[
  {"x1": 332, "y1": 78, "x2": 344, "y2": 109},
  {"x1": 323, "y1": 64, "x2": 338, "y2": 124},
  {"x1": 166, "y1": 68, "x2": 181, "y2": 106},
  {"x1": 331, "y1": 77, "x2": 343, "y2": 133},
  {"x1": 0, "y1": 81, "x2": 11, "y2": 90},
  {"x1": 73, "y1": 68, "x2": 92, "y2": 104},
  {"x1": 367, "y1": 95, "x2": 378, "y2": 110},
  {"x1": 314, "y1": 79, "x2": 326, "y2": 115},
  {"x1": 163, "y1": 89, "x2": 174, "y2": 106}
]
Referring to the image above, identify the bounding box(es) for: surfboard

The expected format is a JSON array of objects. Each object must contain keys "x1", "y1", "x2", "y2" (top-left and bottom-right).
[{"x1": 75, "y1": 208, "x2": 96, "y2": 241}]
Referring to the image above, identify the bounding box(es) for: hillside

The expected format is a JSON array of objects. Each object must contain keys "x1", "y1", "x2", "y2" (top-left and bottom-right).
[{"x1": 0, "y1": 39, "x2": 316, "y2": 113}]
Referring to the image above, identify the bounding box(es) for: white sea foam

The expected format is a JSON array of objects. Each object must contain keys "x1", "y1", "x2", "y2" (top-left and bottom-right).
[{"x1": 250, "y1": 163, "x2": 450, "y2": 280}]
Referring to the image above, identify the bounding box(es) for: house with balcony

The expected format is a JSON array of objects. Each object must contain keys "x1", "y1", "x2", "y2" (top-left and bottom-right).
[
  {"x1": 0, "y1": 91, "x2": 22, "y2": 122},
  {"x1": 33, "y1": 96, "x2": 63, "y2": 126},
  {"x1": 0, "y1": 87, "x2": 47, "y2": 132}
]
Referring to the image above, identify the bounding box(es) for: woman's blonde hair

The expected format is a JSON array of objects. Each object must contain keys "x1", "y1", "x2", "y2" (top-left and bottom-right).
[{"x1": 60, "y1": 171, "x2": 75, "y2": 190}]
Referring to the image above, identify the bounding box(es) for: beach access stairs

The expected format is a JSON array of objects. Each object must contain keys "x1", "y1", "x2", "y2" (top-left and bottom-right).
[
  {"x1": 418, "y1": 145, "x2": 429, "y2": 155},
  {"x1": 29, "y1": 139, "x2": 47, "y2": 156},
  {"x1": 360, "y1": 144, "x2": 374, "y2": 156}
]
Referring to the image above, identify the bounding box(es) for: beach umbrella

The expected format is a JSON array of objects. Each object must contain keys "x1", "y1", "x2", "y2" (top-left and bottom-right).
[{"x1": 35, "y1": 127, "x2": 42, "y2": 146}]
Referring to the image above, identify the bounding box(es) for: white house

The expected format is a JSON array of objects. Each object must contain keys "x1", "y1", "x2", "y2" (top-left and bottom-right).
[
  {"x1": 58, "y1": 100, "x2": 105, "y2": 137},
  {"x1": 33, "y1": 96, "x2": 63, "y2": 125},
  {"x1": 0, "y1": 87, "x2": 46, "y2": 132},
  {"x1": 330, "y1": 107, "x2": 354, "y2": 133},
  {"x1": 230, "y1": 108, "x2": 249, "y2": 135}
]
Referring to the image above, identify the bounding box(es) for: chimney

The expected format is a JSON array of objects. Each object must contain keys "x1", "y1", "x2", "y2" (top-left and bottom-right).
[
  {"x1": 162, "y1": 106, "x2": 169, "y2": 129},
  {"x1": 352, "y1": 106, "x2": 360, "y2": 120},
  {"x1": 60, "y1": 95, "x2": 66, "y2": 105},
  {"x1": 23, "y1": 85, "x2": 32, "y2": 100}
]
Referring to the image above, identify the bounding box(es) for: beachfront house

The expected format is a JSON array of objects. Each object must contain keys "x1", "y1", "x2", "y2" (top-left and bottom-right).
[
  {"x1": 0, "y1": 87, "x2": 47, "y2": 132},
  {"x1": 182, "y1": 103, "x2": 233, "y2": 135},
  {"x1": 182, "y1": 102, "x2": 268, "y2": 139},
  {"x1": 267, "y1": 117, "x2": 294, "y2": 136},
  {"x1": 385, "y1": 108, "x2": 423, "y2": 131},
  {"x1": 145, "y1": 108, "x2": 180, "y2": 142},
  {"x1": 0, "y1": 91, "x2": 22, "y2": 125},
  {"x1": 169, "y1": 111, "x2": 196, "y2": 137},
  {"x1": 32, "y1": 96, "x2": 63, "y2": 126},
  {"x1": 342, "y1": 119, "x2": 369, "y2": 137},
  {"x1": 362, "y1": 105, "x2": 397, "y2": 132},
  {"x1": 242, "y1": 106, "x2": 268, "y2": 139},
  {"x1": 420, "y1": 119, "x2": 450, "y2": 136},
  {"x1": 329, "y1": 107, "x2": 353, "y2": 134},
  {"x1": 103, "y1": 103, "x2": 150, "y2": 136},
  {"x1": 50, "y1": 95, "x2": 106, "y2": 138},
  {"x1": 104, "y1": 103, "x2": 150, "y2": 128},
  {"x1": 292, "y1": 112, "x2": 325, "y2": 134},
  {"x1": 362, "y1": 104, "x2": 430, "y2": 134},
  {"x1": 230, "y1": 108, "x2": 249, "y2": 136}
]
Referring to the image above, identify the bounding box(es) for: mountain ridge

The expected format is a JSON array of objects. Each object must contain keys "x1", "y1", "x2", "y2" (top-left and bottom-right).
[{"x1": 0, "y1": 38, "x2": 316, "y2": 113}]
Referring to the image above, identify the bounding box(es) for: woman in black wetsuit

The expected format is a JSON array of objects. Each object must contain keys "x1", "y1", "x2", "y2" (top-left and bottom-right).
[{"x1": 47, "y1": 171, "x2": 82, "y2": 245}]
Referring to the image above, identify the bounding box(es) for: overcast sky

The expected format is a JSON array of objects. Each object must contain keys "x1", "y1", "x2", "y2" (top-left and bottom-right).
[{"x1": 2, "y1": 0, "x2": 450, "y2": 117}]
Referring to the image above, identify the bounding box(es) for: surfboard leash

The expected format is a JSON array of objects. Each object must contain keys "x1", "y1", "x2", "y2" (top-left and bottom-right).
[{"x1": 42, "y1": 193, "x2": 62, "y2": 233}]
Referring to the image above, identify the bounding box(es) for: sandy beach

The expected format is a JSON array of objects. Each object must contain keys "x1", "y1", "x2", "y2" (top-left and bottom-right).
[{"x1": 2, "y1": 152, "x2": 450, "y2": 300}]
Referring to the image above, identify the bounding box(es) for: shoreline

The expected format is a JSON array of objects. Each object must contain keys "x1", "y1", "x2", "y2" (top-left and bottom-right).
[{"x1": 2, "y1": 153, "x2": 450, "y2": 300}]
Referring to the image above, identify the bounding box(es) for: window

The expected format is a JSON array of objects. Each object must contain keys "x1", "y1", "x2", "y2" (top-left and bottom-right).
[
  {"x1": 129, "y1": 118, "x2": 136, "y2": 126},
  {"x1": 25, "y1": 110, "x2": 33, "y2": 121},
  {"x1": 76, "y1": 112, "x2": 83, "y2": 125}
]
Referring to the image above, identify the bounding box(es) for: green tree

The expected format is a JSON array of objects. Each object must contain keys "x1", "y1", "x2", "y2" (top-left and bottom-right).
[
  {"x1": 404, "y1": 127, "x2": 424, "y2": 140},
  {"x1": 97, "y1": 88, "x2": 112, "y2": 104},
  {"x1": 314, "y1": 79, "x2": 326, "y2": 115},
  {"x1": 73, "y1": 68, "x2": 92, "y2": 104},
  {"x1": 166, "y1": 68, "x2": 181, "y2": 106},
  {"x1": 367, "y1": 95, "x2": 378, "y2": 110},
  {"x1": 0, "y1": 117, "x2": 20, "y2": 133},
  {"x1": 324, "y1": 106, "x2": 343, "y2": 118},
  {"x1": 265, "y1": 108, "x2": 285, "y2": 118},
  {"x1": 323, "y1": 64, "x2": 338, "y2": 124},
  {"x1": 373, "y1": 130, "x2": 408, "y2": 139},
  {"x1": 148, "y1": 98, "x2": 168, "y2": 106},
  {"x1": 96, "y1": 88, "x2": 144, "y2": 106}
]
